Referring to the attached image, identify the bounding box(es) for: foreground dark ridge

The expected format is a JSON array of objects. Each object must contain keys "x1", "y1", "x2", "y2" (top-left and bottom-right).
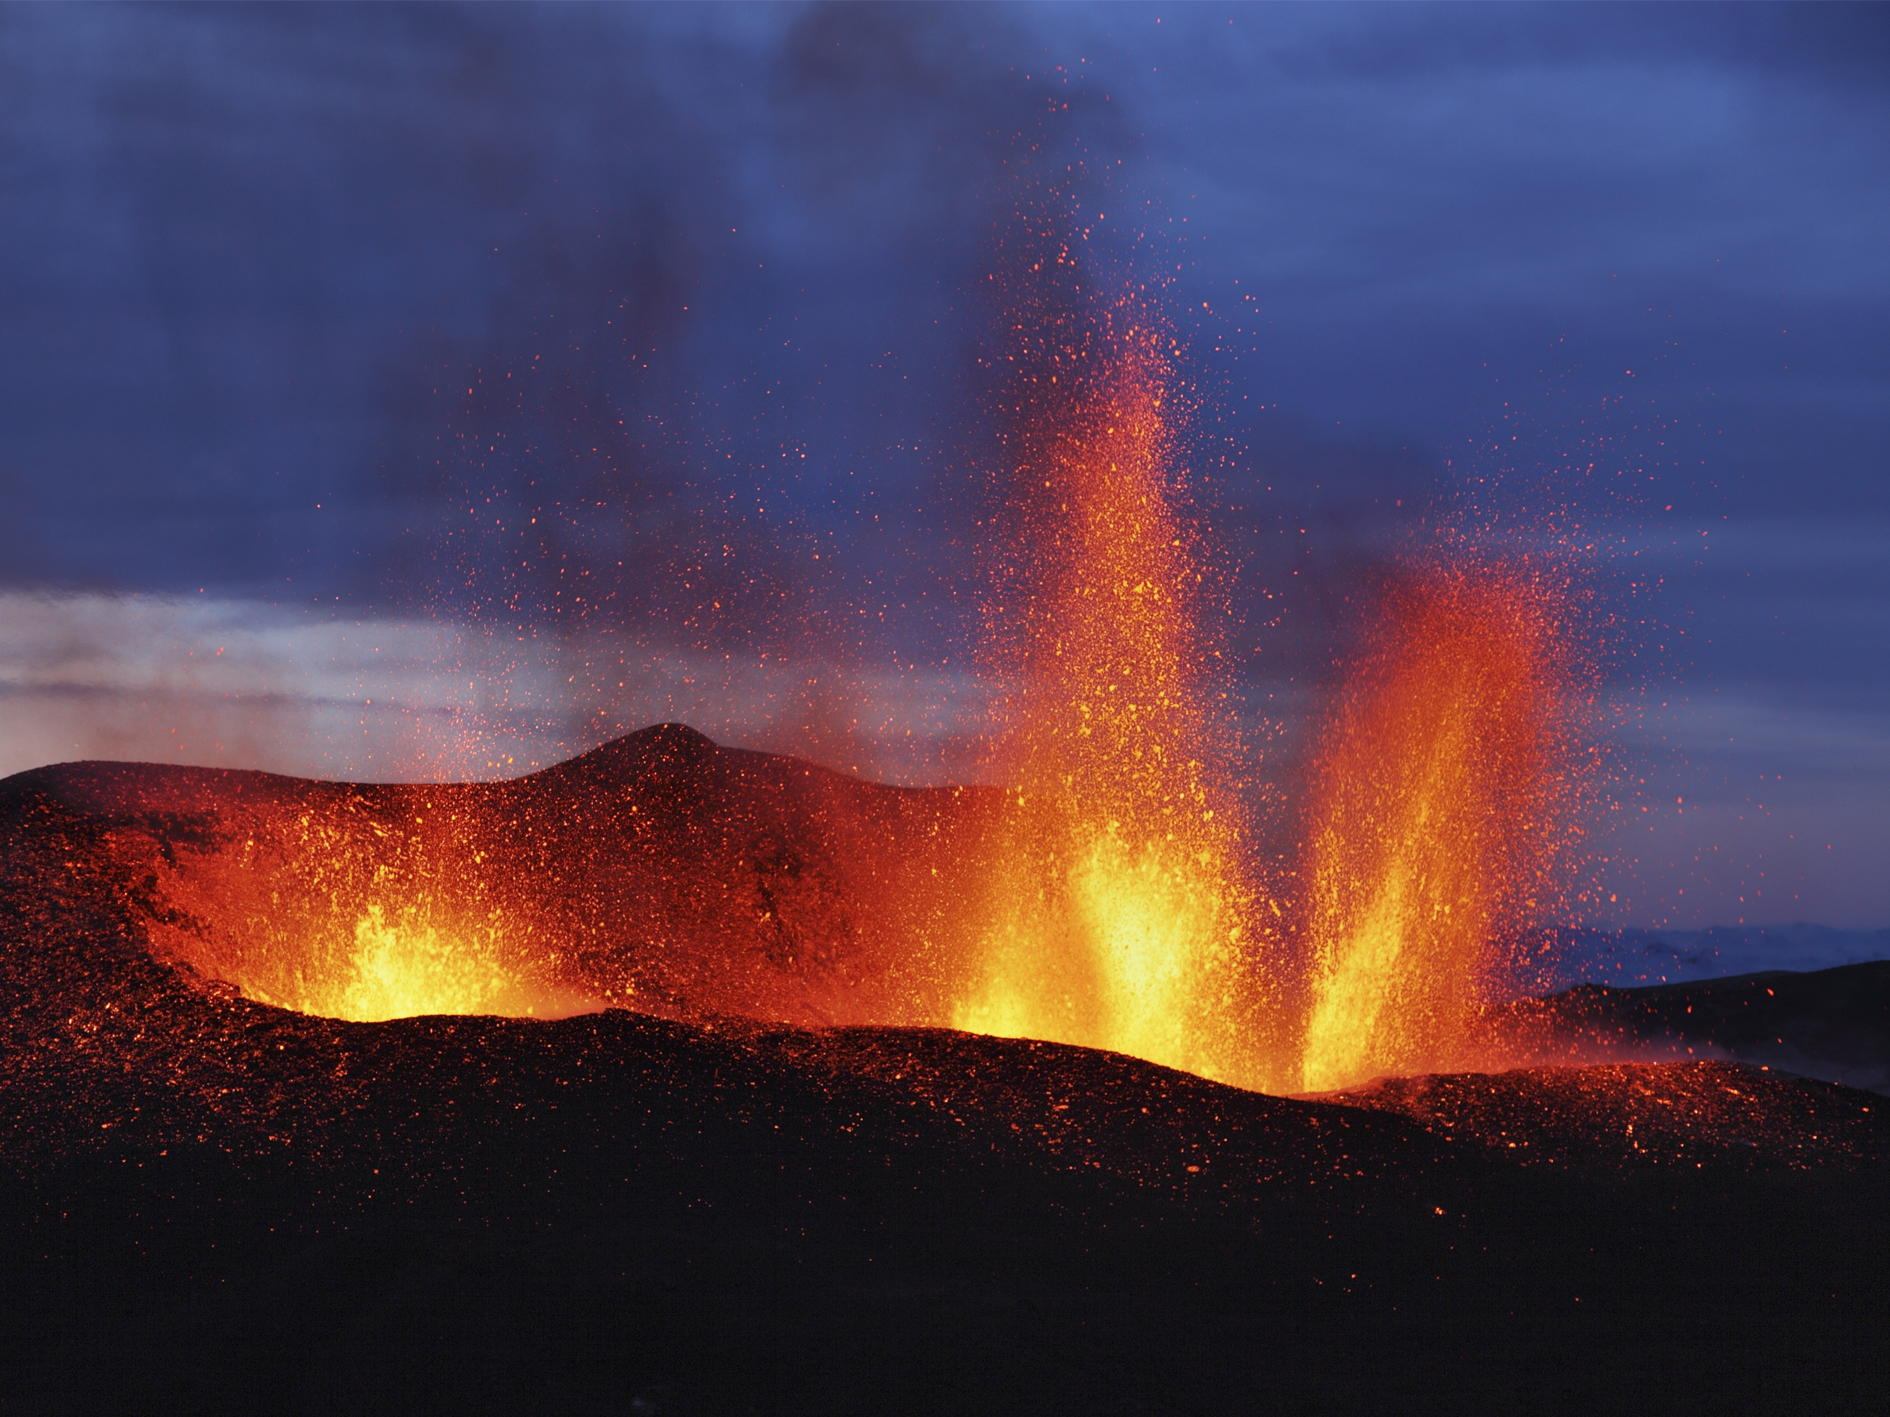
[
  {"x1": 3, "y1": 734, "x2": 1887, "y2": 1414},
  {"x1": 1522, "y1": 963, "x2": 1890, "y2": 1094}
]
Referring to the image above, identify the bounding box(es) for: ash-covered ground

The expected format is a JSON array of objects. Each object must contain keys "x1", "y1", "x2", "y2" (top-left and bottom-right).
[{"x1": 2, "y1": 731, "x2": 1885, "y2": 1415}]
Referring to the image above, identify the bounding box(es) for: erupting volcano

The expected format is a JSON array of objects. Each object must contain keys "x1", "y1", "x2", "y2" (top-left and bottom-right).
[
  {"x1": 5, "y1": 221, "x2": 1885, "y2": 1417},
  {"x1": 48, "y1": 263, "x2": 1593, "y2": 1102}
]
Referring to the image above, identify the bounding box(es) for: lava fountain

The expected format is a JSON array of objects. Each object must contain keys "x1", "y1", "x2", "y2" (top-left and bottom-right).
[
  {"x1": 947, "y1": 258, "x2": 1276, "y2": 1088},
  {"x1": 118, "y1": 780, "x2": 586, "y2": 1023},
  {"x1": 1297, "y1": 562, "x2": 1580, "y2": 1092},
  {"x1": 941, "y1": 220, "x2": 1585, "y2": 1094}
]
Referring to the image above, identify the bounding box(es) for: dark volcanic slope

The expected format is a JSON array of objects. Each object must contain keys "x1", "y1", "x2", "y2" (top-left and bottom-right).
[
  {"x1": 4, "y1": 735, "x2": 1889, "y2": 1415},
  {"x1": 0, "y1": 742, "x2": 1461, "y2": 1201},
  {"x1": 1525, "y1": 964, "x2": 1890, "y2": 1093},
  {"x1": 1329, "y1": 1060, "x2": 1882, "y2": 1169}
]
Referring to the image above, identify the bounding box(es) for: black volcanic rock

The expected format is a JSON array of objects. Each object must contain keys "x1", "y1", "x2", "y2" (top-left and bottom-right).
[
  {"x1": 1520, "y1": 964, "x2": 1890, "y2": 1093},
  {"x1": 3, "y1": 738, "x2": 1889, "y2": 1414},
  {"x1": 1326, "y1": 1060, "x2": 1884, "y2": 1169}
]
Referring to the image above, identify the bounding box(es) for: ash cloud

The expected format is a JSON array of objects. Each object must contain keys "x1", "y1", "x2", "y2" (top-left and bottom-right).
[{"x1": 367, "y1": 4, "x2": 1149, "y2": 670}]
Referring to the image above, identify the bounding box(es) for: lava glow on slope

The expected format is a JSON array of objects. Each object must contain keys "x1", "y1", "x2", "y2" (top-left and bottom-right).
[
  {"x1": 117, "y1": 781, "x2": 595, "y2": 1024},
  {"x1": 60, "y1": 259, "x2": 1591, "y2": 1098}
]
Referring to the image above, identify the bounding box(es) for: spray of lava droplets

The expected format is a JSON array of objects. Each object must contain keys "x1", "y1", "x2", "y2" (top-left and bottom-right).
[
  {"x1": 947, "y1": 200, "x2": 1589, "y2": 1095},
  {"x1": 949, "y1": 221, "x2": 1279, "y2": 1088},
  {"x1": 1296, "y1": 560, "x2": 1586, "y2": 1092}
]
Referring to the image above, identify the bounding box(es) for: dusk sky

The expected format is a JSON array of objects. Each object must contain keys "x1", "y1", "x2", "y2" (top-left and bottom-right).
[{"x1": 2, "y1": 3, "x2": 1886, "y2": 930}]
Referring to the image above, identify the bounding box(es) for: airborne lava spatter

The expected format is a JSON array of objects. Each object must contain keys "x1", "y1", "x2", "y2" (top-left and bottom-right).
[
  {"x1": 1298, "y1": 562, "x2": 1585, "y2": 1092},
  {"x1": 951, "y1": 253, "x2": 1270, "y2": 1088},
  {"x1": 942, "y1": 213, "x2": 1590, "y2": 1093}
]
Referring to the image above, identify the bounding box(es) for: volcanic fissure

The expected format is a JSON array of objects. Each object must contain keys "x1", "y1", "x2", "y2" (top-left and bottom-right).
[{"x1": 88, "y1": 264, "x2": 1591, "y2": 1099}]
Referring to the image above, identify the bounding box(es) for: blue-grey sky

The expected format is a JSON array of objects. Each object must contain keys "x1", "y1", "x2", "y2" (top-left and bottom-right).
[{"x1": 2, "y1": 3, "x2": 1886, "y2": 927}]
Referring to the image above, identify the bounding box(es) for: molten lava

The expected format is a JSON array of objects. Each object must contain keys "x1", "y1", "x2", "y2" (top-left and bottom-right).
[
  {"x1": 948, "y1": 281, "x2": 1267, "y2": 1087},
  {"x1": 939, "y1": 241, "x2": 1585, "y2": 1095},
  {"x1": 121, "y1": 783, "x2": 585, "y2": 1023},
  {"x1": 1297, "y1": 565, "x2": 1576, "y2": 1091}
]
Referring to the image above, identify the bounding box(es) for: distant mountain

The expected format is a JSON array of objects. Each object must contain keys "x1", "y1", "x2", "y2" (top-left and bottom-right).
[{"x1": 1546, "y1": 923, "x2": 1890, "y2": 990}]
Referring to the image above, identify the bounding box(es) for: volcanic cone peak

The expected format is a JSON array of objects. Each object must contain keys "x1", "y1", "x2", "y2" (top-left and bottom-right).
[
  {"x1": 530, "y1": 721, "x2": 722, "y2": 787},
  {"x1": 516, "y1": 720, "x2": 884, "y2": 821}
]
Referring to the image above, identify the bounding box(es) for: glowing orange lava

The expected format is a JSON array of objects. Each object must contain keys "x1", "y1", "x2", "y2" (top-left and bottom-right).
[
  {"x1": 942, "y1": 233, "x2": 1584, "y2": 1094},
  {"x1": 948, "y1": 270, "x2": 1276, "y2": 1088},
  {"x1": 1297, "y1": 564, "x2": 1578, "y2": 1092},
  {"x1": 126, "y1": 786, "x2": 594, "y2": 1023}
]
